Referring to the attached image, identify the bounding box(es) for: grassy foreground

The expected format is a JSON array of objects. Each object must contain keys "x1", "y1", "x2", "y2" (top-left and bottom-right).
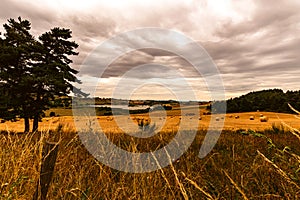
[{"x1": 1, "y1": 126, "x2": 300, "y2": 199}]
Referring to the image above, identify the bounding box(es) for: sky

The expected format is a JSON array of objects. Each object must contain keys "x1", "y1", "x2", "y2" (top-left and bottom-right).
[{"x1": 0, "y1": 0, "x2": 300, "y2": 101}]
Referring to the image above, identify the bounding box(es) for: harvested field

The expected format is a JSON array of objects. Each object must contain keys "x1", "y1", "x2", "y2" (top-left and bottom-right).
[{"x1": 1, "y1": 109, "x2": 299, "y2": 133}]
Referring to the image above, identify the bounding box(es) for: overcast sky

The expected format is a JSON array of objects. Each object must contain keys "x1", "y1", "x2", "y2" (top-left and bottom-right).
[{"x1": 1, "y1": 0, "x2": 300, "y2": 100}]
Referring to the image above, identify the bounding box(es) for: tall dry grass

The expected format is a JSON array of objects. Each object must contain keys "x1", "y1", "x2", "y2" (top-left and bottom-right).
[{"x1": 1, "y1": 113, "x2": 300, "y2": 199}]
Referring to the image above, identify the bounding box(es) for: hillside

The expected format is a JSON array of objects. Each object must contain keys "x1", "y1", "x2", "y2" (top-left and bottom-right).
[{"x1": 222, "y1": 89, "x2": 300, "y2": 113}]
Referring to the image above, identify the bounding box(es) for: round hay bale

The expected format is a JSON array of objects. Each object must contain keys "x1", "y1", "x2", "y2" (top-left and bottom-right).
[
  {"x1": 249, "y1": 116, "x2": 255, "y2": 120},
  {"x1": 260, "y1": 116, "x2": 268, "y2": 122}
]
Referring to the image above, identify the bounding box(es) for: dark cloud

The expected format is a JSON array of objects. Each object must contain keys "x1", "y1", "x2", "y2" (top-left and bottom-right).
[
  {"x1": 0, "y1": 0, "x2": 60, "y2": 36},
  {"x1": 69, "y1": 15, "x2": 116, "y2": 38},
  {"x1": 215, "y1": 0, "x2": 300, "y2": 39},
  {"x1": 199, "y1": 0, "x2": 300, "y2": 98},
  {"x1": 140, "y1": 48, "x2": 176, "y2": 57},
  {"x1": 0, "y1": 0, "x2": 299, "y2": 100}
]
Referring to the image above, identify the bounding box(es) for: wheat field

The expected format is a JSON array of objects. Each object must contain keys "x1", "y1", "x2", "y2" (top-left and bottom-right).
[
  {"x1": 1, "y1": 108, "x2": 300, "y2": 199},
  {"x1": 1, "y1": 110, "x2": 299, "y2": 133}
]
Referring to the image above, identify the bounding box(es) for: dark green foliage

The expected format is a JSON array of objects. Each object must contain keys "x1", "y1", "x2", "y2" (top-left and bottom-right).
[
  {"x1": 0, "y1": 17, "x2": 85, "y2": 132},
  {"x1": 49, "y1": 112, "x2": 56, "y2": 117},
  {"x1": 216, "y1": 89, "x2": 300, "y2": 113},
  {"x1": 0, "y1": 17, "x2": 35, "y2": 132},
  {"x1": 210, "y1": 100, "x2": 226, "y2": 114},
  {"x1": 129, "y1": 108, "x2": 150, "y2": 114}
]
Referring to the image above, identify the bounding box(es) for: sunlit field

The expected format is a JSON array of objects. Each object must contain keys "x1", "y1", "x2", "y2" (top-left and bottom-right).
[
  {"x1": 1, "y1": 0, "x2": 300, "y2": 198},
  {"x1": 1, "y1": 106, "x2": 300, "y2": 199},
  {"x1": 1, "y1": 108, "x2": 299, "y2": 133},
  {"x1": 1, "y1": 125, "x2": 300, "y2": 199}
]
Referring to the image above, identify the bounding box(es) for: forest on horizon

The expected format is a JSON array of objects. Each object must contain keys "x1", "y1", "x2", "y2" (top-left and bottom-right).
[{"x1": 215, "y1": 89, "x2": 300, "y2": 114}]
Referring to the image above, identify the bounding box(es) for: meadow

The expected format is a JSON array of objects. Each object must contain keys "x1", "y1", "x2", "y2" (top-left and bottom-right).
[
  {"x1": 1, "y1": 106, "x2": 300, "y2": 133},
  {"x1": 1, "y1": 108, "x2": 300, "y2": 199}
]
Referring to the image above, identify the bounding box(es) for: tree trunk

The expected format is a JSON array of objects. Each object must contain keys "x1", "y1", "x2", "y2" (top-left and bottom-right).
[
  {"x1": 24, "y1": 117, "x2": 30, "y2": 133},
  {"x1": 32, "y1": 92, "x2": 41, "y2": 133},
  {"x1": 32, "y1": 115, "x2": 39, "y2": 132}
]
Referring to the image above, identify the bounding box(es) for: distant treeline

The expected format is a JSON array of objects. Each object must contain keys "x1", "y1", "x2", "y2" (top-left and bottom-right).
[
  {"x1": 95, "y1": 107, "x2": 150, "y2": 116},
  {"x1": 72, "y1": 97, "x2": 180, "y2": 107},
  {"x1": 95, "y1": 104, "x2": 173, "y2": 116},
  {"x1": 212, "y1": 89, "x2": 300, "y2": 114}
]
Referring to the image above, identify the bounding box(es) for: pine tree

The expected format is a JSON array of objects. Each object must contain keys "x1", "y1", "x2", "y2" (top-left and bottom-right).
[
  {"x1": 30, "y1": 27, "x2": 84, "y2": 132},
  {"x1": 0, "y1": 17, "x2": 36, "y2": 132},
  {"x1": 0, "y1": 17, "x2": 86, "y2": 132}
]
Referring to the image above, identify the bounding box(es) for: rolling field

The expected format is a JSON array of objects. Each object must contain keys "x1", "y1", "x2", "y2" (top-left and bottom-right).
[
  {"x1": 1, "y1": 119, "x2": 300, "y2": 199},
  {"x1": 0, "y1": 108, "x2": 299, "y2": 133},
  {"x1": 1, "y1": 107, "x2": 300, "y2": 199}
]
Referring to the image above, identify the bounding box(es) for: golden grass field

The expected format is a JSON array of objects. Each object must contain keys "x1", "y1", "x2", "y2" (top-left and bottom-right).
[
  {"x1": 1, "y1": 107, "x2": 299, "y2": 133},
  {"x1": 1, "y1": 107, "x2": 300, "y2": 199}
]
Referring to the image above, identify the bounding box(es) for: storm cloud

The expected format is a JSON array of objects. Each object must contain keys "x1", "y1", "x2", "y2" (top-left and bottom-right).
[{"x1": 0, "y1": 0, "x2": 299, "y2": 100}]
